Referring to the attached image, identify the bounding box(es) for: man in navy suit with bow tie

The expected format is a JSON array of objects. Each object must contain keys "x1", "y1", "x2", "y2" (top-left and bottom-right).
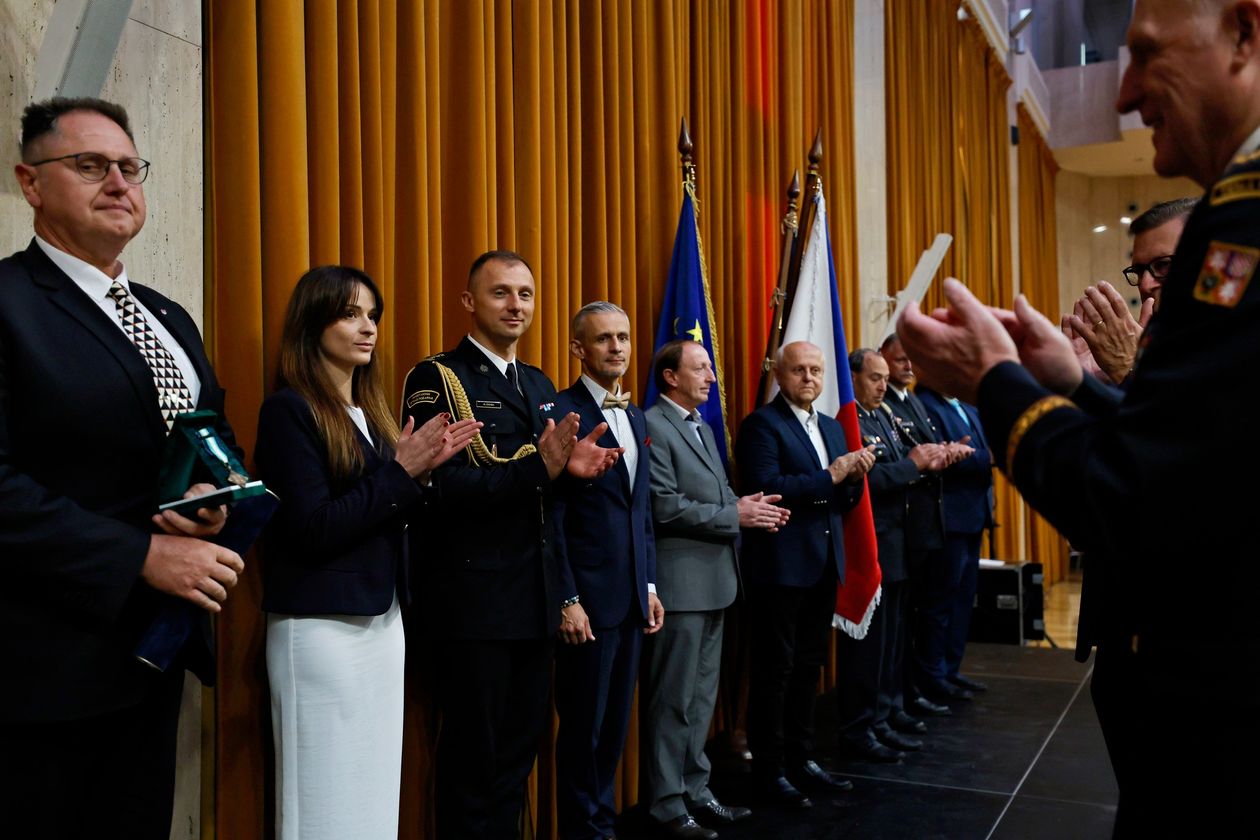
[
  {"x1": 736, "y1": 341, "x2": 875, "y2": 808},
  {"x1": 551, "y1": 302, "x2": 665, "y2": 840}
]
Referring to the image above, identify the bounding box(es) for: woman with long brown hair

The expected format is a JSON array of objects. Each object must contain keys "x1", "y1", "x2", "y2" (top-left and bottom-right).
[{"x1": 255, "y1": 265, "x2": 479, "y2": 840}]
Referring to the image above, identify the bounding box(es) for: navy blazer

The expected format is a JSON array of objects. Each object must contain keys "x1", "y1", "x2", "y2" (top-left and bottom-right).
[
  {"x1": 255, "y1": 388, "x2": 426, "y2": 615},
  {"x1": 735, "y1": 395, "x2": 864, "y2": 587},
  {"x1": 916, "y1": 388, "x2": 995, "y2": 535},
  {"x1": 550, "y1": 380, "x2": 656, "y2": 630},
  {"x1": 0, "y1": 241, "x2": 236, "y2": 722}
]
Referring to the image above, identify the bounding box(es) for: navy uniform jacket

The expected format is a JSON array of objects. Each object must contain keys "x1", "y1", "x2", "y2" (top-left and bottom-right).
[
  {"x1": 916, "y1": 388, "x2": 994, "y2": 536},
  {"x1": 0, "y1": 241, "x2": 235, "y2": 723},
  {"x1": 856, "y1": 405, "x2": 922, "y2": 583},
  {"x1": 401, "y1": 336, "x2": 561, "y2": 640},
  {"x1": 550, "y1": 380, "x2": 655, "y2": 629},
  {"x1": 735, "y1": 394, "x2": 864, "y2": 587},
  {"x1": 978, "y1": 148, "x2": 1260, "y2": 679},
  {"x1": 255, "y1": 388, "x2": 426, "y2": 616},
  {"x1": 883, "y1": 387, "x2": 947, "y2": 553}
]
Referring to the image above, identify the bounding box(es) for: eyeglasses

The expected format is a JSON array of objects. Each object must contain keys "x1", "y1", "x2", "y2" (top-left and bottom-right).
[
  {"x1": 27, "y1": 152, "x2": 150, "y2": 185},
  {"x1": 1122, "y1": 255, "x2": 1174, "y2": 287}
]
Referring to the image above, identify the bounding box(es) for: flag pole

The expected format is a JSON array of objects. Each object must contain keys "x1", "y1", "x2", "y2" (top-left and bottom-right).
[{"x1": 757, "y1": 170, "x2": 801, "y2": 404}]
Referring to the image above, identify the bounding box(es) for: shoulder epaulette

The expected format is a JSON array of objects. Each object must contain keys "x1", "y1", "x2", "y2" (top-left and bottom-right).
[{"x1": 419, "y1": 351, "x2": 448, "y2": 364}]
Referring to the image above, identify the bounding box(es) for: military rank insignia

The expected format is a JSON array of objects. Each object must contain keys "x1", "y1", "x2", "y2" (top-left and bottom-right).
[{"x1": 1194, "y1": 241, "x2": 1258, "y2": 308}]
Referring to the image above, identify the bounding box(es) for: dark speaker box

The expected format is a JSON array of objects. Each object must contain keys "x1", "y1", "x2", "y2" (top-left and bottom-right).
[{"x1": 969, "y1": 560, "x2": 1044, "y2": 645}]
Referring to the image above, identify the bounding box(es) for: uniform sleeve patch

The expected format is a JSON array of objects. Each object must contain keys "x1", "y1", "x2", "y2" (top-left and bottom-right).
[
  {"x1": 406, "y1": 389, "x2": 440, "y2": 407},
  {"x1": 1210, "y1": 172, "x2": 1260, "y2": 206},
  {"x1": 1194, "y1": 242, "x2": 1258, "y2": 308}
]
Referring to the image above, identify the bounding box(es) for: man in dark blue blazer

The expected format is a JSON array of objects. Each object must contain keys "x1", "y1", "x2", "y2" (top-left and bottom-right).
[
  {"x1": 736, "y1": 341, "x2": 873, "y2": 808},
  {"x1": 0, "y1": 98, "x2": 245, "y2": 839},
  {"x1": 916, "y1": 388, "x2": 994, "y2": 696},
  {"x1": 551, "y1": 302, "x2": 663, "y2": 840}
]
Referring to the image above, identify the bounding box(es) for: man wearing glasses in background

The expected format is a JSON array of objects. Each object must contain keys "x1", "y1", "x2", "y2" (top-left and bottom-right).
[
  {"x1": 1062, "y1": 197, "x2": 1197, "y2": 385},
  {"x1": 0, "y1": 97, "x2": 244, "y2": 839}
]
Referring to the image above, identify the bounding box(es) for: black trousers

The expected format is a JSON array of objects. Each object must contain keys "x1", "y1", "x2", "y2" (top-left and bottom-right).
[
  {"x1": 0, "y1": 669, "x2": 185, "y2": 840},
  {"x1": 1091, "y1": 637, "x2": 1260, "y2": 839},
  {"x1": 747, "y1": 573, "x2": 837, "y2": 775},
  {"x1": 435, "y1": 637, "x2": 554, "y2": 840},
  {"x1": 836, "y1": 578, "x2": 908, "y2": 739}
]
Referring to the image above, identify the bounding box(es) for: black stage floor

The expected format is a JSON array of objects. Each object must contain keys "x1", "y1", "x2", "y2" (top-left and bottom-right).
[{"x1": 617, "y1": 643, "x2": 1118, "y2": 840}]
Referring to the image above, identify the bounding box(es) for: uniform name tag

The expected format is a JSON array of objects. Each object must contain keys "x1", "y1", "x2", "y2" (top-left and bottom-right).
[
  {"x1": 476, "y1": 400, "x2": 502, "y2": 410},
  {"x1": 406, "y1": 390, "x2": 439, "y2": 407}
]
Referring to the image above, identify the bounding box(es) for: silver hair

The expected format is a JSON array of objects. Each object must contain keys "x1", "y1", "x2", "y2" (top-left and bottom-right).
[{"x1": 571, "y1": 301, "x2": 628, "y2": 337}]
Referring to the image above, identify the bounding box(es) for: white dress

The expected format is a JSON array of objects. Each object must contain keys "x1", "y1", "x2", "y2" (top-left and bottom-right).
[{"x1": 266, "y1": 406, "x2": 405, "y2": 840}]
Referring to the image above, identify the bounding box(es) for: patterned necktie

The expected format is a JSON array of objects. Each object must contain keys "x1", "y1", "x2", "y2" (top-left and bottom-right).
[{"x1": 107, "y1": 281, "x2": 195, "y2": 431}]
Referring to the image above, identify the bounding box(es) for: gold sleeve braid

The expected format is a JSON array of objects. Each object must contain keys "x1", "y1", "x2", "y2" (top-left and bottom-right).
[
  {"x1": 434, "y1": 362, "x2": 538, "y2": 465},
  {"x1": 1004, "y1": 395, "x2": 1076, "y2": 473}
]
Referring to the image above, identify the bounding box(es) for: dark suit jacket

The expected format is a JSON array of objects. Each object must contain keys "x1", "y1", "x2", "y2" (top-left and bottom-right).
[
  {"x1": 735, "y1": 395, "x2": 863, "y2": 587},
  {"x1": 883, "y1": 387, "x2": 946, "y2": 553},
  {"x1": 976, "y1": 150, "x2": 1260, "y2": 688},
  {"x1": 916, "y1": 389, "x2": 994, "y2": 536},
  {"x1": 400, "y1": 336, "x2": 561, "y2": 640},
  {"x1": 255, "y1": 388, "x2": 426, "y2": 615},
  {"x1": 0, "y1": 241, "x2": 235, "y2": 723},
  {"x1": 550, "y1": 379, "x2": 655, "y2": 630},
  {"x1": 856, "y1": 405, "x2": 921, "y2": 583}
]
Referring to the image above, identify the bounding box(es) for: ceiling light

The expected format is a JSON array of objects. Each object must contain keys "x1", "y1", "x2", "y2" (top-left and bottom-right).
[
  {"x1": 1120, "y1": 216, "x2": 1132, "y2": 225},
  {"x1": 1092, "y1": 225, "x2": 1107, "y2": 233}
]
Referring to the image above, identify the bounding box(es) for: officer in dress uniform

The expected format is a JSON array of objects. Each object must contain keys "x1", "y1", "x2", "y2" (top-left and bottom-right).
[
  {"x1": 400, "y1": 249, "x2": 618, "y2": 840},
  {"x1": 898, "y1": 2, "x2": 1260, "y2": 835}
]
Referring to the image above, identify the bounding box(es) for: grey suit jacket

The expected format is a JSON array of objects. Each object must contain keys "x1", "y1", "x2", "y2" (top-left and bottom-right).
[{"x1": 645, "y1": 402, "x2": 741, "y2": 613}]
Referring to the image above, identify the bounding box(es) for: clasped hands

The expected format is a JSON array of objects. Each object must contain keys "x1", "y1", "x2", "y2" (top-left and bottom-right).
[
  {"x1": 1060, "y1": 280, "x2": 1151, "y2": 384},
  {"x1": 897, "y1": 278, "x2": 1082, "y2": 405},
  {"x1": 829, "y1": 445, "x2": 876, "y2": 484},
  {"x1": 539, "y1": 412, "x2": 622, "y2": 479}
]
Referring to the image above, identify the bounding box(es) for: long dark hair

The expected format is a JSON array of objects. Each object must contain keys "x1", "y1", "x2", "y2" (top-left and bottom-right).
[{"x1": 276, "y1": 265, "x2": 399, "y2": 480}]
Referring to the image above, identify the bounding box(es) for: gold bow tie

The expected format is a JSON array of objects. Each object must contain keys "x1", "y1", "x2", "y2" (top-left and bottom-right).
[{"x1": 602, "y1": 392, "x2": 631, "y2": 410}]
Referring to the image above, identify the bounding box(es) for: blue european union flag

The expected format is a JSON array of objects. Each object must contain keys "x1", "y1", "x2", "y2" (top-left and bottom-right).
[{"x1": 643, "y1": 186, "x2": 730, "y2": 466}]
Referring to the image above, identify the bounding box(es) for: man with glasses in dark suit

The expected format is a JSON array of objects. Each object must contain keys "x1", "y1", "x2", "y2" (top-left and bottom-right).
[{"x1": 0, "y1": 97, "x2": 245, "y2": 839}]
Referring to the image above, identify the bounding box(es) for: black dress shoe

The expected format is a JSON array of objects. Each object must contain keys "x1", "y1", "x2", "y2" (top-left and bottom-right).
[
  {"x1": 949, "y1": 674, "x2": 988, "y2": 692},
  {"x1": 756, "y1": 774, "x2": 812, "y2": 808},
  {"x1": 874, "y1": 725, "x2": 922, "y2": 752},
  {"x1": 656, "y1": 815, "x2": 718, "y2": 840},
  {"x1": 911, "y1": 696, "x2": 953, "y2": 716},
  {"x1": 790, "y1": 759, "x2": 854, "y2": 792},
  {"x1": 889, "y1": 711, "x2": 928, "y2": 734},
  {"x1": 692, "y1": 799, "x2": 752, "y2": 826},
  {"x1": 927, "y1": 680, "x2": 973, "y2": 701},
  {"x1": 836, "y1": 734, "x2": 904, "y2": 763}
]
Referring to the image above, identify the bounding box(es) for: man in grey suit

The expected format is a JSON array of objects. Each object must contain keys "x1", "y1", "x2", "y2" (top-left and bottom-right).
[{"x1": 641, "y1": 339, "x2": 790, "y2": 840}]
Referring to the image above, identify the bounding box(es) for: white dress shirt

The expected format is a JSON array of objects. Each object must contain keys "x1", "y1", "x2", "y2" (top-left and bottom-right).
[
  {"x1": 37, "y1": 235, "x2": 201, "y2": 404},
  {"x1": 580, "y1": 374, "x2": 638, "y2": 480},
  {"x1": 786, "y1": 400, "x2": 829, "y2": 469}
]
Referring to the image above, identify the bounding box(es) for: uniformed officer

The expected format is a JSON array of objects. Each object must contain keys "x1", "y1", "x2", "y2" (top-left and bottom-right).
[
  {"x1": 834, "y1": 349, "x2": 947, "y2": 763},
  {"x1": 898, "y1": 1, "x2": 1260, "y2": 835},
  {"x1": 400, "y1": 249, "x2": 618, "y2": 839}
]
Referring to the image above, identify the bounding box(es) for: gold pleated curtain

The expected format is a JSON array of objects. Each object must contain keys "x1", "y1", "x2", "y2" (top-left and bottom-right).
[
  {"x1": 206, "y1": 2, "x2": 855, "y2": 837},
  {"x1": 885, "y1": 0, "x2": 1012, "y2": 310},
  {"x1": 884, "y1": 0, "x2": 1025, "y2": 560},
  {"x1": 1015, "y1": 103, "x2": 1070, "y2": 583}
]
